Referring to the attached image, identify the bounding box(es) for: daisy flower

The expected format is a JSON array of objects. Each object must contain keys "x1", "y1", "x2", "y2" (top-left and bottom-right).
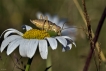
[{"x1": 0, "y1": 25, "x2": 76, "y2": 59}]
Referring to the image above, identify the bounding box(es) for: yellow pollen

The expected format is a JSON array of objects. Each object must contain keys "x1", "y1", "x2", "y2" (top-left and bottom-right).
[{"x1": 23, "y1": 29, "x2": 50, "y2": 39}]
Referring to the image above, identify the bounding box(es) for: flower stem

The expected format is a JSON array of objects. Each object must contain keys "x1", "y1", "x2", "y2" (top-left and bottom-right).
[
  {"x1": 46, "y1": 47, "x2": 52, "y2": 71},
  {"x1": 25, "y1": 57, "x2": 33, "y2": 71}
]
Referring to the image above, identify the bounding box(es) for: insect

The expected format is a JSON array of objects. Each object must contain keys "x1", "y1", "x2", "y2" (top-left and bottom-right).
[{"x1": 30, "y1": 14, "x2": 62, "y2": 35}]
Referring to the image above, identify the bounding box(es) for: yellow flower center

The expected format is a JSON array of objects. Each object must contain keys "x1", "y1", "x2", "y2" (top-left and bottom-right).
[{"x1": 23, "y1": 29, "x2": 50, "y2": 39}]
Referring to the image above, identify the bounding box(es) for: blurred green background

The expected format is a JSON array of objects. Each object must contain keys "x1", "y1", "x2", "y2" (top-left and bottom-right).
[{"x1": 0, "y1": 0, "x2": 106, "y2": 71}]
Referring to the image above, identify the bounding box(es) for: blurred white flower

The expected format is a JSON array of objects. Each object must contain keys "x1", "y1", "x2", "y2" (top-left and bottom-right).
[
  {"x1": 0, "y1": 25, "x2": 76, "y2": 59},
  {"x1": 36, "y1": 12, "x2": 77, "y2": 40}
]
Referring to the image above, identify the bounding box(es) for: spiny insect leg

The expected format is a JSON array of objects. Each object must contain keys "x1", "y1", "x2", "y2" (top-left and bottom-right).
[
  {"x1": 45, "y1": 16, "x2": 48, "y2": 20},
  {"x1": 40, "y1": 14, "x2": 43, "y2": 19}
]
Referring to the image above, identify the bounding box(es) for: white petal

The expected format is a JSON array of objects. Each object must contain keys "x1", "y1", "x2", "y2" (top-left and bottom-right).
[
  {"x1": 23, "y1": 25, "x2": 32, "y2": 31},
  {"x1": 62, "y1": 48, "x2": 65, "y2": 52},
  {"x1": 52, "y1": 15, "x2": 59, "y2": 24},
  {"x1": 27, "y1": 39, "x2": 38, "y2": 58},
  {"x1": 46, "y1": 37, "x2": 57, "y2": 50},
  {"x1": 19, "y1": 39, "x2": 29, "y2": 57},
  {"x1": 62, "y1": 36, "x2": 76, "y2": 47},
  {"x1": 4, "y1": 30, "x2": 23, "y2": 38},
  {"x1": 55, "y1": 36, "x2": 67, "y2": 47},
  {"x1": 72, "y1": 42, "x2": 76, "y2": 47},
  {"x1": 61, "y1": 36, "x2": 73, "y2": 40},
  {"x1": 62, "y1": 44, "x2": 72, "y2": 52},
  {"x1": 39, "y1": 40, "x2": 48, "y2": 59},
  {"x1": 7, "y1": 38, "x2": 22, "y2": 55},
  {"x1": 67, "y1": 44, "x2": 72, "y2": 50},
  {"x1": 0, "y1": 35, "x2": 22, "y2": 52},
  {"x1": 0, "y1": 28, "x2": 17, "y2": 38}
]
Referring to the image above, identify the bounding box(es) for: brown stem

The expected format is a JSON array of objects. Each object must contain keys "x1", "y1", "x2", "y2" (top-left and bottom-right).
[
  {"x1": 83, "y1": 7, "x2": 106, "y2": 71},
  {"x1": 82, "y1": 0, "x2": 92, "y2": 39}
]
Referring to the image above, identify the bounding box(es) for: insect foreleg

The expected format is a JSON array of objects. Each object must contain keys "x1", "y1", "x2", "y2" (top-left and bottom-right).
[
  {"x1": 45, "y1": 16, "x2": 48, "y2": 20},
  {"x1": 40, "y1": 14, "x2": 43, "y2": 19}
]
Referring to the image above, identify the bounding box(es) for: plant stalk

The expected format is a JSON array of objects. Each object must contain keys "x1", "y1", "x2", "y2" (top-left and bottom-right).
[
  {"x1": 83, "y1": 7, "x2": 106, "y2": 71},
  {"x1": 46, "y1": 47, "x2": 52, "y2": 71},
  {"x1": 25, "y1": 57, "x2": 33, "y2": 71},
  {"x1": 73, "y1": 0, "x2": 106, "y2": 62}
]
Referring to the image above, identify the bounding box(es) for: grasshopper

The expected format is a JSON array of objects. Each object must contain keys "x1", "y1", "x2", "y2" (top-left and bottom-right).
[{"x1": 30, "y1": 15, "x2": 61, "y2": 35}]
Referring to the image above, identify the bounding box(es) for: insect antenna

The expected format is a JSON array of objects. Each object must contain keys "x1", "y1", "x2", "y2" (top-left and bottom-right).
[
  {"x1": 60, "y1": 23, "x2": 86, "y2": 35},
  {"x1": 61, "y1": 22, "x2": 66, "y2": 30},
  {"x1": 62, "y1": 26, "x2": 85, "y2": 30},
  {"x1": 45, "y1": 16, "x2": 48, "y2": 20},
  {"x1": 59, "y1": 22, "x2": 66, "y2": 35}
]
